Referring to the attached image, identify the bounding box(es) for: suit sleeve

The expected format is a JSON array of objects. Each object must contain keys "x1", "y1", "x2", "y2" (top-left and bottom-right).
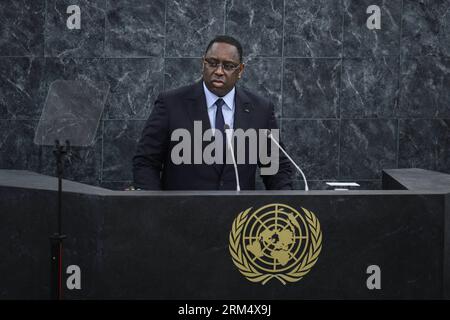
[
  {"x1": 260, "y1": 103, "x2": 294, "y2": 190},
  {"x1": 132, "y1": 93, "x2": 169, "y2": 190}
]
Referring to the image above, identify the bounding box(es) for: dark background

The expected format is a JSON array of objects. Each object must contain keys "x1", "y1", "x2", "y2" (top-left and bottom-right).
[{"x1": 0, "y1": 0, "x2": 449, "y2": 190}]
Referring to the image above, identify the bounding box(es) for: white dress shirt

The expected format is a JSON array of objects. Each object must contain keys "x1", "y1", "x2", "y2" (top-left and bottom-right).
[{"x1": 203, "y1": 81, "x2": 235, "y2": 129}]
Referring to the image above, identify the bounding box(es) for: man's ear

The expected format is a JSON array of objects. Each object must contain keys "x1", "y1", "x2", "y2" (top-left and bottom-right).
[
  {"x1": 238, "y1": 63, "x2": 245, "y2": 79},
  {"x1": 201, "y1": 56, "x2": 205, "y2": 72}
]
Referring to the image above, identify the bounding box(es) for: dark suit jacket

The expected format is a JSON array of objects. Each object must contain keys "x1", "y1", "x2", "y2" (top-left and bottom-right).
[{"x1": 133, "y1": 81, "x2": 293, "y2": 190}]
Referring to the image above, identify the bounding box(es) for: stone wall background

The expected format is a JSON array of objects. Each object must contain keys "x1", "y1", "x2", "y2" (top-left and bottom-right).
[{"x1": 0, "y1": 0, "x2": 449, "y2": 190}]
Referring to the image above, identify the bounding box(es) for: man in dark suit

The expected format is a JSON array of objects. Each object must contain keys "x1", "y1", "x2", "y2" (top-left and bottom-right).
[{"x1": 133, "y1": 35, "x2": 293, "y2": 190}]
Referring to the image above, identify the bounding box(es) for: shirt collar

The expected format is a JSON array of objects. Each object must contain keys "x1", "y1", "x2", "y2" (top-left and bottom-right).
[{"x1": 203, "y1": 81, "x2": 235, "y2": 111}]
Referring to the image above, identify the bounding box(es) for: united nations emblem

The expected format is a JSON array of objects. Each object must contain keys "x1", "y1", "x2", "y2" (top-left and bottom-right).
[{"x1": 229, "y1": 203, "x2": 322, "y2": 285}]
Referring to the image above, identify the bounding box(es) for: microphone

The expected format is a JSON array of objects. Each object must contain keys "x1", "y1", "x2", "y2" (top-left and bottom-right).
[
  {"x1": 224, "y1": 124, "x2": 240, "y2": 191},
  {"x1": 265, "y1": 129, "x2": 309, "y2": 191}
]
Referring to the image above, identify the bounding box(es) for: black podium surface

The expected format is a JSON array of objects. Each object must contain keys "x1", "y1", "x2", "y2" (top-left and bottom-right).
[{"x1": 1, "y1": 168, "x2": 449, "y2": 299}]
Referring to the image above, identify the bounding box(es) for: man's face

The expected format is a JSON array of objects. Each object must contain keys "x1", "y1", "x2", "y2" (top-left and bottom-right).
[{"x1": 202, "y1": 42, "x2": 244, "y2": 97}]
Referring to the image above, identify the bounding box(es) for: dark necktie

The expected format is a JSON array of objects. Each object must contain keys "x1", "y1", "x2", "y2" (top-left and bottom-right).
[
  {"x1": 214, "y1": 98, "x2": 226, "y2": 169},
  {"x1": 215, "y1": 98, "x2": 225, "y2": 135}
]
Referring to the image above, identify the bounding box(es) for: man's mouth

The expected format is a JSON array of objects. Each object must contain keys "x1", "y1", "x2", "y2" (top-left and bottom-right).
[{"x1": 212, "y1": 80, "x2": 224, "y2": 86}]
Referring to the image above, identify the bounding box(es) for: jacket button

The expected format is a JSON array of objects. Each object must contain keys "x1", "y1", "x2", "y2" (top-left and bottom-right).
[{"x1": 219, "y1": 181, "x2": 224, "y2": 186}]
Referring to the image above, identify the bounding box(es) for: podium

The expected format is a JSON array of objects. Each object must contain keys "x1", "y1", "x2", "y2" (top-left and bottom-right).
[{"x1": 0, "y1": 168, "x2": 449, "y2": 299}]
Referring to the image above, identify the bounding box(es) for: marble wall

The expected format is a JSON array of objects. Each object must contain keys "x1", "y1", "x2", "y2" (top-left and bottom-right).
[{"x1": 0, "y1": 0, "x2": 449, "y2": 190}]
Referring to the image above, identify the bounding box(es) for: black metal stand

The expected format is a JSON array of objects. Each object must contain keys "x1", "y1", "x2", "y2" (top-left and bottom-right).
[{"x1": 50, "y1": 140, "x2": 70, "y2": 300}]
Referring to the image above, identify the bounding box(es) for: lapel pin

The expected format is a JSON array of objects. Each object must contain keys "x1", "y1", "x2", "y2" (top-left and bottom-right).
[{"x1": 244, "y1": 108, "x2": 250, "y2": 113}]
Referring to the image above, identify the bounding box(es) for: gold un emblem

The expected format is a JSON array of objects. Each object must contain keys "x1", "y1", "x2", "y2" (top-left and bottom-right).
[{"x1": 229, "y1": 203, "x2": 322, "y2": 285}]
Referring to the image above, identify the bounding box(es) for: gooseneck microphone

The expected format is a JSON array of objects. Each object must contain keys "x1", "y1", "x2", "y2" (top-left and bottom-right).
[
  {"x1": 265, "y1": 129, "x2": 309, "y2": 191},
  {"x1": 224, "y1": 124, "x2": 240, "y2": 191}
]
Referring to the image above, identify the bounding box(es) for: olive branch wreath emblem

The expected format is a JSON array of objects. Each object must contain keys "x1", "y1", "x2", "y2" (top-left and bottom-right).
[{"x1": 229, "y1": 205, "x2": 322, "y2": 285}]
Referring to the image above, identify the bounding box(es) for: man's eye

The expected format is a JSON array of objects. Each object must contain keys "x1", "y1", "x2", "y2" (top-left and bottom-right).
[{"x1": 224, "y1": 64, "x2": 235, "y2": 69}]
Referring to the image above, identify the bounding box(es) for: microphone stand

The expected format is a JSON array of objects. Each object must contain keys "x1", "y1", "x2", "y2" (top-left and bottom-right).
[
  {"x1": 50, "y1": 139, "x2": 70, "y2": 300},
  {"x1": 224, "y1": 125, "x2": 240, "y2": 191},
  {"x1": 266, "y1": 130, "x2": 309, "y2": 191}
]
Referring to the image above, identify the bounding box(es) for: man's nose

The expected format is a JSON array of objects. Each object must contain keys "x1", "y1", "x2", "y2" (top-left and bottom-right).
[{"x1": 214, "y1": 65, "x2": 225, "y2": 75}]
